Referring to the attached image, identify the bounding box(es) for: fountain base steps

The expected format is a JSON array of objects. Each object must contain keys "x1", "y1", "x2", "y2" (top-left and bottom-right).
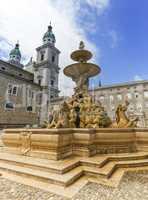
[{"x1": 0, "y1": 152, "x2": 148, "y2": 197}]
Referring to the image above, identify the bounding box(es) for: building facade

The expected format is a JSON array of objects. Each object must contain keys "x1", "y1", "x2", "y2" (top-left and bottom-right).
[
  {"x1": 91, "y1": 80, "x2": 148, "y2": 127},
  {"x1": 0, "y1": 25, "x2": 60, "y2": 127}
]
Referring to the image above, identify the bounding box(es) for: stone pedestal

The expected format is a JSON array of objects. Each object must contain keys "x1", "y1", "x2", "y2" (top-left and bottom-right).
[
  {"x1": 2, "y1": 128, "x2": 148, "y2": 160},
  {"x1": 2, "y1": 129, "x2": 73, "y2": 160}
]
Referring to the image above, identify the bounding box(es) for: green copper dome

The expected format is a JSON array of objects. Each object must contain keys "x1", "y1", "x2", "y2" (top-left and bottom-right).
[
  {"x1": 43, "y1": 25, "x2": 56, "y2": 44},
  {"x1": 9, "y1": 43, "x2": 21, "y2": 58}
]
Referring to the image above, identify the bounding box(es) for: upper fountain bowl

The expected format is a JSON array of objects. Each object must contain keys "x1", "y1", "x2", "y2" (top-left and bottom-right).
[{"x1": 71, "y1": 49, "x2": 92, "y2": 63}]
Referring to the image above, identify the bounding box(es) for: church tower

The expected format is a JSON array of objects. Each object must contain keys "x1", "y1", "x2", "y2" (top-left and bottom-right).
[
  {"x1": 9, "y1": 42, "x2": 23, "y2": 68},
  {"x1": 34, "y1": 24, "x2": 60, "y2": 123}
]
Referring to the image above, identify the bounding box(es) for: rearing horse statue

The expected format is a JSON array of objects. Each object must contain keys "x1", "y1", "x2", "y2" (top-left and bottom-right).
[{"x1": 111, "y1": 101, "x2": 138, "y2": 128}]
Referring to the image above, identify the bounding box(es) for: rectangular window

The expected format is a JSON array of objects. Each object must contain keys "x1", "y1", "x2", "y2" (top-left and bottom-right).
[
  {"x1": 32, "y1": 92, "x2": 34, "y2": 99},
  {"x1": 36, "y1": 93, "x2": 42, "y2": 105},
  {"x1": 7, "y1": 84, "x2": 13, "y2": 95},
  {"x1": 52, "y1": 55, "x2": 55, "y2": 63},
  {"x1": 99, "y1": 96, "x2": 104, "y2": 101},
  {"x1": 7, "y1": 84, "x2": 18, "y2": 96},
  {"x1": 12, "y1": 86, "x2": 18, "y2": 96},
  {"x1": 117, "y1": 94, "x2": 122, "y2": 100},
  {"x1": 38, "y1": 79, "x2": 41, "y2": 85},
  {"x1": 28, "y1": 89, "x2": 32, "y2": 98},
  {"x1": 145, "y1": 102, "x2": 148, "y2": 108},
  {"x1": 126, "y1": 93, "x2": 132, "y2": 99},
  {"x1": 144, "y1": 91, "x2": 148, "y2": 98},
  {"x1": 110, "y1": 95, "x2": 114, "y2": 102}
]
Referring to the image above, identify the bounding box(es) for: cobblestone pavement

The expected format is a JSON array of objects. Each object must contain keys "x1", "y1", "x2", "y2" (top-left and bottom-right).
[
  {"x1": 0, "y1": 170, "x2": 148, "y2": 200},
  {"x1": 0, "y1": 178, "x2": 69, "y2": 200},
  {"x1": 74, "y1": 170, "x2": 148, "y2": 200}
]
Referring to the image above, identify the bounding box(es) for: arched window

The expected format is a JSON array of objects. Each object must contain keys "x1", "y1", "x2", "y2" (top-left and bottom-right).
[
  {"x1": 27, "y1": 106, "x2": 32, "y2": 112},
  {"x1": 52, "y1": 55, "x2": 55, "y2": 63},
  {"x1": 40, "y1": 53, "x2": 44, "y2": 61},
  {"x1": 51, "y1": 80, "x2": 54, "y2": 86}
]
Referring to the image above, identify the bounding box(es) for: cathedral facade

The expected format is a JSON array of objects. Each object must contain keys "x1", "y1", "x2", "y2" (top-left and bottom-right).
[{"x1": 0, "y1": 25, "x2": 60, "y2": 128}]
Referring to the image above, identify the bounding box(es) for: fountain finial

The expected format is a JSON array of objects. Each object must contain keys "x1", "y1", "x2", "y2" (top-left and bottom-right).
[{"x1": 79, "y1": 41, "x2": 85, "y2": 50}]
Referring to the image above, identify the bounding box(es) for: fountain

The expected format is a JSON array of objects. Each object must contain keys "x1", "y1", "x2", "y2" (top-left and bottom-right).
[
  {"x1": 48, "y1": 42, "x2": 112, "y2": 129},
  {"x1": 47, "y1": 41, "x2": 138, "y2": 130},
  {"x1": 1, "y1": 42, "x2": 148, "y2": 197},
  {"x1": 1, "y1": 42, "x2": 141, "y2": 161}
]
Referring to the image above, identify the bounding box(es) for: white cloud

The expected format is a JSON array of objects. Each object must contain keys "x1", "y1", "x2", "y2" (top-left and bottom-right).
[
  {"x1": 0, "y1": 0, "x2": 110, "y2": 95},
  {"x1": 85, "y1": 0, "x2": 110, "y2": 13},
  {"x1": 134, "y1": 75, "x2": 143, "y2": 81},
  {"x1": 109, "y1": 30, "x2": 118, "y2": 48}
]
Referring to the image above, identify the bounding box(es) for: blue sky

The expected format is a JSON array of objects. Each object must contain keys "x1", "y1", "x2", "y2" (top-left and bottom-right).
[
  {"x1": 87, "y1": 0, "x2": 148, "y2": 86},
  {"x1": 0, "y1": 0, "x2": 147, "y2": 92}
]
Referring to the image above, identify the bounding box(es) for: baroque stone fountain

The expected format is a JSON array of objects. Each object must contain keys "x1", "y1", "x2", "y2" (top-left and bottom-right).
[
  {"x1": 1, "y1": 42, "x2": 141, "y2": 161},
  {"x1": 1, "y1": 42, "x2": 148, "y2": 197},
  {"x1": 47, "y1": 41, "x2": 136, "y2": 129}
]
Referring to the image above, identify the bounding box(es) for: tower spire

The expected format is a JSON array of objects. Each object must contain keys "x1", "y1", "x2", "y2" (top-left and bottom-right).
[
  {"x1": 9, "y1": 41, "x2": 22, "y2": 68},
  {"x1": 43, "y1": 24, "x2": 56, "y2": 45}
]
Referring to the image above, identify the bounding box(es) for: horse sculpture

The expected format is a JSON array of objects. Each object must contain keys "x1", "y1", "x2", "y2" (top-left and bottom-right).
[{"x1": 111, "y1": 101, "x2": 138, "y2": 128}]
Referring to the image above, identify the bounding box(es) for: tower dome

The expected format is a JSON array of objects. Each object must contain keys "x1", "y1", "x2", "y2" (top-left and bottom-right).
[
  {"x1": 43, "y1": 24, "x2": 56, "y2": 45},
  {"x1": 9, "y1": 42, "x2": 21, "y2": 63},
  {"x1": 9, "y1": 42, "x2": 23, "y2": 68}
]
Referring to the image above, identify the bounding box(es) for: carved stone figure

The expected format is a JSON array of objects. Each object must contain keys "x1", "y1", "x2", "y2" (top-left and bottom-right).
[
  {"x1": 48, "y1": 111, "x2": 59, "y2": 128},
  {"x1": 48, "y1": 102, "x2": 70, "y2": 128},
  {"x1": 79, "y1": 41, "x2": 85, "y2": 50},
  {"x1": 73, "y1": 72, "x2": 88, "y2": 92},
  {"x1": 111, "y1": 101, "x2": 138, "y2": 128},
  {"x1": 46, "y1": 42, "x2": 136, "y2": 129},
  {"x1": 20, "y1": 131, "x2": 31, "y2": 155}
]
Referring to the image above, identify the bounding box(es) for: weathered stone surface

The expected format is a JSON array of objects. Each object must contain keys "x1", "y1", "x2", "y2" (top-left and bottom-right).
[{"x1": 3, "y1": 128, "x2": 148, "y2": 160}]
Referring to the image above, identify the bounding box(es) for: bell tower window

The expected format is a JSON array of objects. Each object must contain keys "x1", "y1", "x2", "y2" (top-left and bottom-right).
[
  {"x1": 52, "y1": 55, "x2": 55, "y2": 63},
  {"x1": 38, "y1": 79, "x2": 41, "y2": 85},
  {"x1": 51, "y1": 80, "x2": 54, "y2": 86},
  {"x1": 41, "y1": 53, "x2": 44, "y2": 61}
]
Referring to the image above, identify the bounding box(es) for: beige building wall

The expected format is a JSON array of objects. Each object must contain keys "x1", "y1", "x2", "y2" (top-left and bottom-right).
[
  {"x1": 0, "y1": 68, "x2": 41, "y2": 128},
  {"x1": 90, "y1": 80, "x2": 148, "y2": 127}
]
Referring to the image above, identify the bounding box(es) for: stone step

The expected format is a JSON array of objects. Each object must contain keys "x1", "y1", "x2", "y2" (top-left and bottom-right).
[
  {"x1": 83, "y1": 158, "x2": 148, "y2": 179},
  {"x1": 1, "y1": 152, "x2": 148, "y2": 189},
  {"x1": 99, "y1": 152, "x2": 148, "y2": 168},
  {"x1": 0, "y1": 152, "x2": 80, "y2": 174},
  {"x1": 102, "y1": 158, "x2": 148, "y2": 178},
  {"x1": 0, "y1": 162, "x2": 83, "y2": 187}
]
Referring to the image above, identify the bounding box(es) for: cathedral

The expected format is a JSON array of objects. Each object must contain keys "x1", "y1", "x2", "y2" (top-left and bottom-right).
[
  {"x1": 0, "y1": 25, "x2": 60, "y2": 128},
  {"x1": 1, "y1": 24, "x2": 148, "y2": 128}
]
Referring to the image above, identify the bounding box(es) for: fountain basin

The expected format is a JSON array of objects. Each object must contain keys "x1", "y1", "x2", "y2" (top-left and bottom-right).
[
  {"x1": 64, "y1": 63, "x2": 101, "y2": 79},
  {"x1": 2, "y1": 128, "x2": 148, "y2": 160}
]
